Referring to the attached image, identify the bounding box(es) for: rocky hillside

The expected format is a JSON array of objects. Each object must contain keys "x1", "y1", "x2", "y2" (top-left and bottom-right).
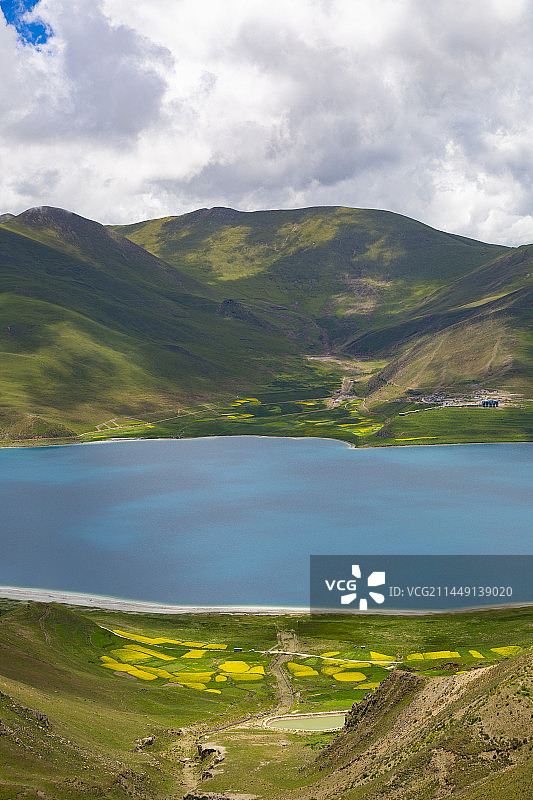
[{"x1": 305, "y1": 656, "x2": 533, "y2": 799}]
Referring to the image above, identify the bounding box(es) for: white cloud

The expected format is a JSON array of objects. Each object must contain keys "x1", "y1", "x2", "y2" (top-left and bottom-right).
[{"x1": 1, "y1": 0, "x2": 533, "y2": 244}]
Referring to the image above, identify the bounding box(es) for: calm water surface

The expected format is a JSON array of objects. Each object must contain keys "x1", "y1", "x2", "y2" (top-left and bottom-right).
[
  {"x1": 0, "y1": 438, "x2": 531, "y2": 605},
  {"x1": 267, "y1": 714, "x2": 346, "y2": 731}
]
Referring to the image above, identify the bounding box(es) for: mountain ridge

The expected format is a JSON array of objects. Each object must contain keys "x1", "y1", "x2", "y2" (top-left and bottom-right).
[{"x1": 1, "y1": 203, "x2": 533, "y2": 443}]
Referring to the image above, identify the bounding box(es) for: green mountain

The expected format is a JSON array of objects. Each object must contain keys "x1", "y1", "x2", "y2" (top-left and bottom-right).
[
  {"x1": 0, "y1": 207, "x2": 310, "y2": 431},
  {"x1": 114, "y1": 206, "x2": 533, "y2": 398},
  {"x1": 114, "y1": 206, "x2": 533, "y2": 394},
  {"x1": 112, "y1": 205, "x2": 503, "y2": 300},
  {"x1": 2, "y1": 203, "x2": 533, "y2": 443}
]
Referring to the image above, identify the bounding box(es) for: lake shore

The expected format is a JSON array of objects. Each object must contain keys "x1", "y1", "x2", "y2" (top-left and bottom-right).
[
  {"x1": 1, "y1": 585, "x2": 532, "y2": 616},
  {"x1": 1, "y1": 433, "x2": 532, "y2": 452}
]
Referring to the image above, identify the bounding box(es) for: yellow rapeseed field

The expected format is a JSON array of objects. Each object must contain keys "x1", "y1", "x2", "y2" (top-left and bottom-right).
[
  {"x1": 111, "y1": 648, "x2": 151, "y2": 661},
  {"x1": 171, "y1": 671, "x2": 214, "y2": 682},
  {"x1": 287, "y1": 663, "x2": 319, "y2": 676},
  {"x1": 219, "y1": 660, "x2": 250, "y2": 673},
  {"x1": 491, "y1": 646, "x2": 521, "y2": 656},
  {"x1": 100, "y1": 660, "x2": 157, "y2": 680},
  {"x1": 112, "y1": 629, "x2": 159, "y2": 644},
  {"x1": 370, "y1": 651, "x2": 394, "y2": 662},
  {"x1": 180, "y1": 682, "x2": 207, "y2": 690},
  {"x1": 122, "y1": 644, "x2": 176, "y2": 661},
  {"x1": 332, "y1": 671, "x2": 367, "y2": 682},
  {"x1": 111, "y1": 629, "x2": 227, "y2": 649},
  {"x1": 140, "y1": 667, "x2": 175, "y2": 679},
  {"x1": 423, "y1": 651, "x2": 460, "y2": 659}
]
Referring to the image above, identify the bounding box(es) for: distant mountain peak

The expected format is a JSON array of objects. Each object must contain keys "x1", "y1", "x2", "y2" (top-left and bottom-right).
[
  {"x1": 0, "y1": 213, "x2": 15, "y2": 224},
  {"x1": 188, "y1": 206, "x2": 243, "y2": 222},
  {"x1": 16, "y1": 206, "x2": 82, "y2": 224},
  {"x1": 4, "y1": 204, "x2": 202, "y2": 295},
  {"x1": 28, "y1": 205, "x2": 70, "y2": 212}
]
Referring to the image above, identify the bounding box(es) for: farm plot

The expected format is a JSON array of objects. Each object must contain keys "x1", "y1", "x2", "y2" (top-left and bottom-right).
[{"x1": 99, "y1": 629, "x2": 272, "y2": 696}]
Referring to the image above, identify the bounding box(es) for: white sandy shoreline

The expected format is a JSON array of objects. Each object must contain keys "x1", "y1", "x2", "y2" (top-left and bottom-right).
[
  {"x1": 0, "y1": 433, "x2": 532, "y2": 452},
  {"x1": 0, "y1": 585, "x2": 531, "y2": 616}
]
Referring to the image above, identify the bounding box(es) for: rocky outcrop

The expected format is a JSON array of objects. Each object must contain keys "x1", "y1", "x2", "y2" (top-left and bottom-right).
[
  {"x1": 133, "y1": 734, "x2": 154, "y2": 752},
  {"x1": 216, "y1": 298, "x2": 280, "y2": 332},
  {"x1": 0, "y1": 691, "x2": 51, "y2": 729},
  {"x1": 344, "y1": 669, "x2": 425, "y2": 732},
  {"x1": 198, "y1": 742, "x2": 226, "y2": 763},
  {"x1": 217, "y1": 299, "x2": 261, "y2": 324},
  {"x1": 183, "y1": 794, "x2": 232, "y2": 800},
  {"x1": 26, "y1": 708, "x2": 50, "y2": 728},
  {"x1": 314, "y1": 669, "x2": 426, "y2": 772},
  {"x1": 306, "y1": 652, "x2": 533, "y2": 800},
  {"x1": 183, "y1": 794, "x2": 256, "y2": 800}
]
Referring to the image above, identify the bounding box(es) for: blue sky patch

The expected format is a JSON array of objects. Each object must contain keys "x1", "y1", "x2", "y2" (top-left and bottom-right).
[{"x1": 0, "y1": 0, "x2": 51, "y2": 45}]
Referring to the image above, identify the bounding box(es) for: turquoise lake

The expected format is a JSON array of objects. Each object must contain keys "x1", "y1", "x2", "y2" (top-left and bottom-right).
[{"x1": 0, "y1": 438, "x2": 531, "y2": 606}]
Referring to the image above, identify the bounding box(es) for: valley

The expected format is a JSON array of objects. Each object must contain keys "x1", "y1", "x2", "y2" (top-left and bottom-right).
[{"x1": 0, "y1": 600, "x2": 531, "y2": 799}]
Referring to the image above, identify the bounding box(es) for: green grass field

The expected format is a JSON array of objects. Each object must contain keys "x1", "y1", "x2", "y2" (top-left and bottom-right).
[
  {"x1": 372, "y1": 402, "x2": 533, "y2": 446},
  {"x1": 0, "y1": 601, "x2": 531, "y2": 799},
  {"x1": 74, "y1": 387, "x2": 533, "y2": 450}
]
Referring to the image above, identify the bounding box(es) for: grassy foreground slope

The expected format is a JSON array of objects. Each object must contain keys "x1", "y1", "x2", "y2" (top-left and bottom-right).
[
  {"x1": 0, "y1": 601, "x2": 531, "y2": 799},
  {"x1": 306, "y1": 654, "x2": 533, "y2": 800}
]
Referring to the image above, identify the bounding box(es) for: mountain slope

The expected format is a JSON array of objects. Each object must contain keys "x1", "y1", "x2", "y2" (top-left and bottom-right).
[
  {"x1": 345, "y1": 245, "x2": 533, "y2": 399},
  {"x1": 0, "y1": 208, "x2": 316, "y2": 429},
  {"x1": 111, "y1": 205, "x2": 506, "y2": 312},
  {"x1": 2, "y1": 204, "x2": 533, "y2": 436},
  {"x1": 0, "y1": 602, "x2": 215, "y2": 799},
  {"x1": 306, "y1": 654, "x2": 533, "y2": 800},
  {"x1": 114, "y1": 206, "x2": 533, "y2": 397},
  {"x1": 1, "y1": 602, "x2": 531, "y2": 799}
]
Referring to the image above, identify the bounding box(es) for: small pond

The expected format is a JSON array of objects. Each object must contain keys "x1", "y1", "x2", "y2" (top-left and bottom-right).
[{"x1": 266, "y1": 713, "x2": 347, "y2": 731}]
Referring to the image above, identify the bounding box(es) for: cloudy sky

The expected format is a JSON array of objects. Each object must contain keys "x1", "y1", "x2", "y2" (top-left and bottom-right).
[{"x1": 1, "y1": 0, "x2": 533, "y2": 244}]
